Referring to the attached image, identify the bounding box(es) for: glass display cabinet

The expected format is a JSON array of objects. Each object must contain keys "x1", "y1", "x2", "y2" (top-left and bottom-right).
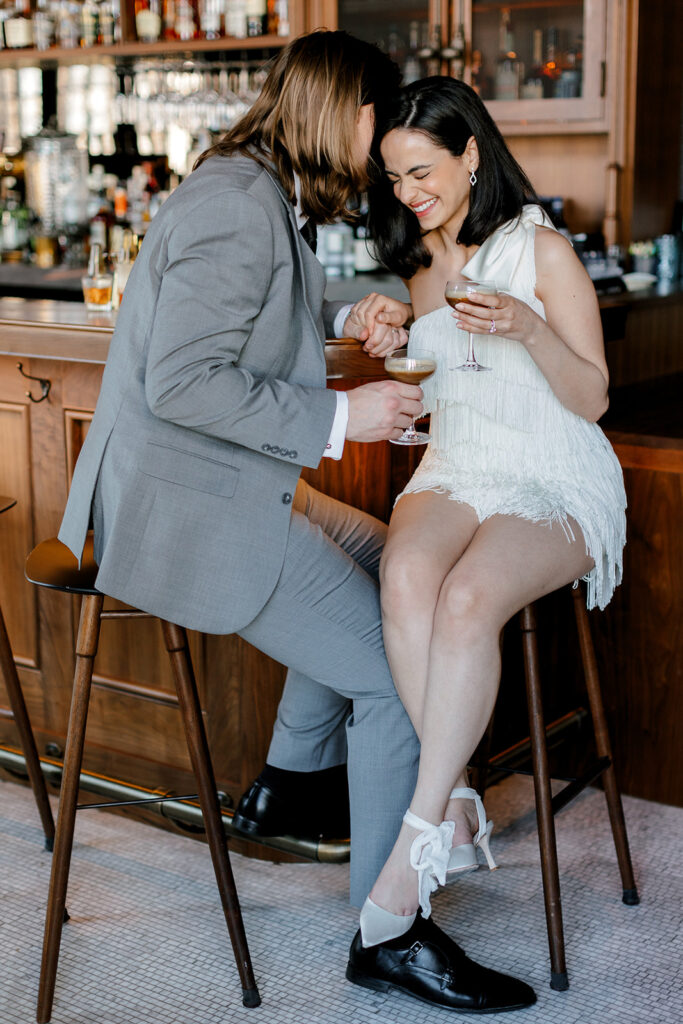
[{"x1": 335, "y1": 0, "x2": 610, "y2": 132}]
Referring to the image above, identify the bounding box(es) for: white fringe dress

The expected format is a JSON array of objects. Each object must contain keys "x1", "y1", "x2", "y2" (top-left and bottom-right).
[{"x1": 401, "y1": 204, "x2": 626, "y2": 610}]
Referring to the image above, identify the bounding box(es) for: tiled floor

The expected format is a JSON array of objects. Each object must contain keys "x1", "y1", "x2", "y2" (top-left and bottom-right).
[{"x1": 1, "y1": 773, "x2": 680, "y2": 1024}]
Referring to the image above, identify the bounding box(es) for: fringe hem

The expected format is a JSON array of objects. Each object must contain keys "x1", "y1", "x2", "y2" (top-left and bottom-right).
[{"x1": 395, "y1": 480, "x2": 624, "y2": 611}]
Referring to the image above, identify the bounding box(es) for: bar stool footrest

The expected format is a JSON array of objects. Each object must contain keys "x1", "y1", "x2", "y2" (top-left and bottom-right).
[{"x1": 550, "y1": 756, "x2": 612, "y2": 815}]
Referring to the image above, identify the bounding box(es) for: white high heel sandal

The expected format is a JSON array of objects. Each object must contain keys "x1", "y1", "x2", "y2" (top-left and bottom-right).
[
  {"x1": 445, "y1": 787, "x2": 497, "y2": 884},
  {"x1": 359, "y1": 809, "x2": 455, "y2": 947}
]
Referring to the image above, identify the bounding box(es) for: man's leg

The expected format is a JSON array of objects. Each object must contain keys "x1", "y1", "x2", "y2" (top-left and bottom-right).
[
  {"x1": 266, "y1": 480, "x2": 385, "y2": 773},
  {"x1": 238, "y1": 494, "x2": 418, "y2": 906}
]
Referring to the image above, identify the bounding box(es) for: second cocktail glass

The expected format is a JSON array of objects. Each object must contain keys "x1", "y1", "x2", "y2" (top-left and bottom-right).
[
  {"x1": 445, "y1": 277, "x2": 498, "y2": 371},
  {"x1": 384, "y1": 348, "x2": 436, "y2": 445}
]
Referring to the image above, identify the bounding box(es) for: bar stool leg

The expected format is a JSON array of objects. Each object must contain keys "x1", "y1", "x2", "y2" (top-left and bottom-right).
[
  {"x1": 572, "y1": 589, "x2": 639, "y2": 905},
  {"x1": 160, "y1": 621, "x2": 261, "y2": 1008},
  {"x1": 520, "y1": 603, "x2": 569, "y2": 991},
  {"x1": 37, "y1": 593, "x2": 103, "y2": 1024},
  {"x1": 0, "y1": 605, "x2": 55, "y2": 849}
]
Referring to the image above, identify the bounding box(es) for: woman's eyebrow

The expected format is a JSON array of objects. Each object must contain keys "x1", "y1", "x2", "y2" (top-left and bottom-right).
[{"x1": 386, "y1": 163, "x2": 432, "y2": 176}]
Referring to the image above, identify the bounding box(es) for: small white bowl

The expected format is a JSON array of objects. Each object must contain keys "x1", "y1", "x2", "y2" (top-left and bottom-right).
[{"x1": 622, "y1": 272, "x2": 657, "y2": 291}]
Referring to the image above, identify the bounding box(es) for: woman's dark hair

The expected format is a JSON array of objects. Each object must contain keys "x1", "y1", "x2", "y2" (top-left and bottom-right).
[
  {"x1": 367, "y1": 77, "x2": 538, "y2": 278},
  {"x1": 194, "y1": 30, "x2": 401, "y2": 223}
]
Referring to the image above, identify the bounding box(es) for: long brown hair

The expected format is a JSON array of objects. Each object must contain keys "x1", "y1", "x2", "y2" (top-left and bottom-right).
[{"x1": 194, "y1": 31, "x2": 401, "y2": 223}]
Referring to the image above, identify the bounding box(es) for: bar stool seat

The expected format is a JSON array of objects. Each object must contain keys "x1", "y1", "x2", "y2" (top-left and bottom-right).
[
  {"x1": 26, "y1": 532, "x2": 260, "y2": 1023},
  {"x1": 473, "y1": 584, "x2": 639, "y2": 992},
  {"x1": 0, "y1": 496, "x2": 55, "y2": 850}
]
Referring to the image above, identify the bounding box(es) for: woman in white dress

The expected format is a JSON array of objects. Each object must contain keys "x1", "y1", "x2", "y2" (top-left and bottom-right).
[{"x1": 353, "y1": 77, "x2": 626, "y2": 968}]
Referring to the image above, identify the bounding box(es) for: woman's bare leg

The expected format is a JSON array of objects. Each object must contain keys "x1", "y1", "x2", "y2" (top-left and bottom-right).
[
  {"x1": 380, "y1": 492, "x2": 479, "y2": 730},
  {"x1": 372, "y1": 511, "x2": 595, "y2": 917}
]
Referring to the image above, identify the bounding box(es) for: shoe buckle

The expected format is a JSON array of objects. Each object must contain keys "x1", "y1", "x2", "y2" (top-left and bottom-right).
[{"x1": 408, "y1": 941, "x2": 423, "y2": 959}]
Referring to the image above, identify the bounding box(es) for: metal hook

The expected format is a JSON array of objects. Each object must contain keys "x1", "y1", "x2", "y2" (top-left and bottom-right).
[{"x1": 17, "y1": 362, "x2": 51, "y2": 404}]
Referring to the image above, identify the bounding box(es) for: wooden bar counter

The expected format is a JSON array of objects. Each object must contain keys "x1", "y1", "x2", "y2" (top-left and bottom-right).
[{"x1": 0, "y1": 291, "x2": 681, "y2": 850}]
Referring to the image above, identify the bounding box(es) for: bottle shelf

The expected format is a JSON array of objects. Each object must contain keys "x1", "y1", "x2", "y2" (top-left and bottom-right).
[
  {"x1": 0, "y1": 34, "x2": 289, "y2": 69},
  {"x1": 473, "y1": 1, "x2": 582, "y2": 11}
]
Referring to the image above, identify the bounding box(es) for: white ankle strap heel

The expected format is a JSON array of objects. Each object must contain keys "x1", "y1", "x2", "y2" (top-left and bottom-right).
[
  {"x1": 447, "y1": 787, "x2": 497, "y2": 879},
  {"x1": 403, "y1": 809, "x2": 455, "y2": 918}
]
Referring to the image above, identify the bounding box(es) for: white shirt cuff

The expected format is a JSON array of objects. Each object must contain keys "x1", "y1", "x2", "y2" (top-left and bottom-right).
[
  {"x1": 323, "y1": 391, "x2": 348, "y2": 460},
  {"x1": 333, "y1": 303, "x2": 354, "y2": 338}
]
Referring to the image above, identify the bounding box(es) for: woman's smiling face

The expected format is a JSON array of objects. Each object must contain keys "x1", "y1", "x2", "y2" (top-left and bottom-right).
[{"x1": 380, "y1": 128, "x2": 478, "y2": 234}]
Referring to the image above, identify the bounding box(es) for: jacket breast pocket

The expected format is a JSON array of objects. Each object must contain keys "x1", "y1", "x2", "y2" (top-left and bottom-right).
[{"x1": 138, "y1": 441, "x2": 239, "y2": 498}]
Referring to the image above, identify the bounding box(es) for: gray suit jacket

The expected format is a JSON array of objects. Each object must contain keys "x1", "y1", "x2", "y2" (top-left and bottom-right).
[{"x1": 58, "y1": 153, "x2": 346, "y2": 633}]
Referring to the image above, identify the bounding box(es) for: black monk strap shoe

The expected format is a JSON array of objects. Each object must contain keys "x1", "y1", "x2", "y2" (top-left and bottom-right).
[
  {"x1": 233, "y1": 778, "x2": 350, "y2": 841},
  {"x1": 346, "y1": 913, "x2": 536, "y2": 1014}
]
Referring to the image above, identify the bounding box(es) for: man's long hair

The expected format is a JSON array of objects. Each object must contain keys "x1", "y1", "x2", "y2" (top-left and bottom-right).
[{"x1": 195, "y1": 30, "x2": 401, "y2": 223}]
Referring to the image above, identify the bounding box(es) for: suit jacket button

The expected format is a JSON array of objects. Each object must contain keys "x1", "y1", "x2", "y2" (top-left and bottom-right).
[{"x1": 282, "y1": 492, "x2": 292, "y2": 505}]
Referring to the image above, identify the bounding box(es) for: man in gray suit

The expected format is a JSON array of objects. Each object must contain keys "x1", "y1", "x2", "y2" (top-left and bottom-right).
[
  {"x1": 60, "y1": 32, "x2": 419, "y2": 910},
  {"x1": 59, "y1": 30, "x2": 532, "y2": 1012}
]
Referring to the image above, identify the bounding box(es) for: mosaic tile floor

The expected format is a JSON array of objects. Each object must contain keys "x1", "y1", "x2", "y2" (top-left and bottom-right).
[{"x1": 1, "y1": 774, "x2": 680, "y2": 1024}]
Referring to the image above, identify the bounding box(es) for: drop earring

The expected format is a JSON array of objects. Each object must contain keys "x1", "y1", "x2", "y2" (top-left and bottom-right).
[{"x1": 469, "y1": 169, "x2": 478, "y2": 186}]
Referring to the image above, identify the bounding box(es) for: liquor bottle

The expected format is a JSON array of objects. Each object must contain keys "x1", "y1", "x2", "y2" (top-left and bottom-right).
[
  {"x1": 494, "y1": 7, "x2": 520, "y2": 101},
  {"x1": 198, "y1": 0, "x2": 221, "y2": 39},
  {"x1": 416, "y1": 22, "x2": 442, "y2": 77},
  {"x1": 135, "y1": 0, "x2": 161, "y2": 42},
  {"x1": 557, "y1": 38, "x2": 582, "y2": 98},
  {"x1": 245, "y1": 0, "x2": 265, "y2": 37},
  {"x1": 174, "y1": 0, "x2": 198, "y2": 40},
  {"x1": 224, "y1": 0, "x2": 246, "y2": 38},
  {"x1": 274, "y1": 0, "x2": 288, "y2": 36},
  {"x1": 442, "y1": 20, "x2": 465, "y2": 80},
  {"x1": 521, "y1": 28, "x2": 544, "y2": 99},
  {"x1": 3, "y1": 0, "x2": 33, "y2": 49},
  {"x1": 98, "y1": 1, "x2": 116, "y2": 45},
  {"x1": 265, "y1": 0, "x2": 277, "y2": 34},
  {"x1": 401, "y1": 21, "x2": 421, "y2": 83},
  {"x1": 541, "y1": 26, "x2": 562, "y2": 98},
  {"x1": 55, "y1": 0, "x2": 80, "y2": 47},
  {"x1": 80, "y1": 0, "x2": 98, "y2": 46},
  {"x1": 161, "y1": 0, "x2": 177, "y2": 39},
  {"x1": 32, "y1": 0, "x2": 55, "y2": 50}
]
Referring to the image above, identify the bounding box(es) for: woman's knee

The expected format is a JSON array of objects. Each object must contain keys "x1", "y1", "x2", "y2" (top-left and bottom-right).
[
  {"x1": 380, "y1": 543, "x2": 440, "y2": 621},
  {"x1": 435, "y1": 574, "x2": 502, "y2": 635}
]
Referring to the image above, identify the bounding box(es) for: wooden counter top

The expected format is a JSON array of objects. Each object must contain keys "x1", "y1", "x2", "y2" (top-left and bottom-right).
[{"x1": 0, "y1": 297, "x2": 388, "y2": 378}]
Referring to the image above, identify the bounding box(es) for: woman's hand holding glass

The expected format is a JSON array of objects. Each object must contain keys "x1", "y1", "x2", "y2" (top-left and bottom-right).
[{"x1": 448, "y1": 285, "x2": 541, "y2": 351}]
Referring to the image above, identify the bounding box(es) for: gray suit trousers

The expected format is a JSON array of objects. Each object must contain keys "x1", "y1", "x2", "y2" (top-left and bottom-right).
[{"x1": 238, "y1": 480, "x2": 419, "y2": 907}]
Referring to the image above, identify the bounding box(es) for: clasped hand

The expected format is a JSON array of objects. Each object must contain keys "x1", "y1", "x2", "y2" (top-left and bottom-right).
[
  {"x1": 342, "y1": 291, "x2": 422, "y2": 442},
  {"x1": 343, "y1": 292, "x2": 413, "y2": 356}
]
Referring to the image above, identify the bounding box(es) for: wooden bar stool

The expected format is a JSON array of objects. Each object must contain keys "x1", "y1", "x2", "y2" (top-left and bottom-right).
[
  {"x1": 0, "y1": 496, "x2": 55, "y2": 850},
  {"x1": 474, "y1": 584, "x2": 639, "y2": 992},
  {"x1": 25, "y1": 533, "x2": 260, "y2": 1023}
]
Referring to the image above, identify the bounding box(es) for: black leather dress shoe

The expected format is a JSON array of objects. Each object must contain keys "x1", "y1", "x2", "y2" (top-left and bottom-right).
[
  {"x1": 233, "y1": 778, "x2": 350, "y2": 841},
  {"x1": 346, "y1": 913, "x2": 536, "y2": 1013}
]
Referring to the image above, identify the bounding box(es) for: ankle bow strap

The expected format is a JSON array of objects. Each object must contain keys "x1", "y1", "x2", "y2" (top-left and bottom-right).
[
  {"x1": 448, "y1": 787, "x2": 488, "y2": 844},
  {"x1": 403, "y1": 809, "x2": 455, "y2": 919}
]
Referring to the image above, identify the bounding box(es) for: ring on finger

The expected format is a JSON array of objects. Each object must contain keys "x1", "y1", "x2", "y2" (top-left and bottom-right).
[{"x1": 489, "y1": 319, "x2": 497, "y2": 334}]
